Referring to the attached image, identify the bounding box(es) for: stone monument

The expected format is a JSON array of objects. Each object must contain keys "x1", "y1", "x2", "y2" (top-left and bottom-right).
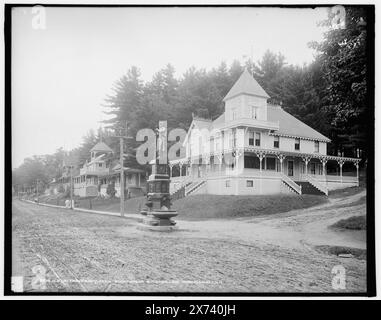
[{"x1": 138, "y1": 120, "x2": 178, "y2": 231}]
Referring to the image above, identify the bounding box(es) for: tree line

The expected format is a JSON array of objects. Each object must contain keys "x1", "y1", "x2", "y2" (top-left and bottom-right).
[{"x1": 12, "y1": 7, "x2": 370, "y2": 193}]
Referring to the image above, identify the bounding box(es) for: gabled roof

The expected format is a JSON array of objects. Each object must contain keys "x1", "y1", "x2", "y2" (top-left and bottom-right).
[
  {"x1": 223, "y1": 69, "x2": 270, "y2": 101},
  {"x1": 212, "y1": 113, "x2": 225, "y2": 127},
  {"x1": 183, "y1": 118, "x2": 213, "y2": 144},
  {"x1": 268, "y1": 105, "x2": 330, "y2": 142},
  {"x1": 90, "y1": 142, "x2": 113, "y2": 153}
]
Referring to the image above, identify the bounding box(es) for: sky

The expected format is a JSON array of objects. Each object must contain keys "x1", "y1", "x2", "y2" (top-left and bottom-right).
[{"x1": 12, "y1": 6, "x2": 330, "y2": 168}]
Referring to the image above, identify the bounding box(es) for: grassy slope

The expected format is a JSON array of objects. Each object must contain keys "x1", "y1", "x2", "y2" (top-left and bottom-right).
[
  {"x1": 330, "y1": 215, "x2": 366, "y2": 230},
  {"x1": 37, "y1": 193, "x2": 328, "y2": 219},
  {"x1": 75, "y1": 196, "x2": 147, "y2": 214},
  {"x1": 173, "y1": 194, "x2": 327, "y2": 220},
  {"x1": 38, "y1": 186, "x2": 366, "y2": 220}
]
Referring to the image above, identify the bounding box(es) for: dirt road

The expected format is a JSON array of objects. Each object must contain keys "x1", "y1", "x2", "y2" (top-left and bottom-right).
[{"x1": 12, "y1": 191, "x2": 366, "y2": 293}]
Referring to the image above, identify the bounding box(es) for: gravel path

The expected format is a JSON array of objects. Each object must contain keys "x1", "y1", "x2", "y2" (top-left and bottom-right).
[{"x1": 12, "y1": 193, "x2": 366, "y2": 293}]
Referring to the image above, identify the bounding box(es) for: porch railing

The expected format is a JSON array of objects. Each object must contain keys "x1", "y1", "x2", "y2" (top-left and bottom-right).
[{"x1": 281, "y1": 173, "x2": 302, "y2": 195}]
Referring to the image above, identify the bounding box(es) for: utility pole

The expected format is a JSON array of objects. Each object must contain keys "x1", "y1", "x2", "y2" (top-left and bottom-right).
[
  {"x1": 69, "y1": 165, "x2": 74, "y2": 209},
  {"x1": 113, "y1": 121, "x2": 133, "y2": 217}
]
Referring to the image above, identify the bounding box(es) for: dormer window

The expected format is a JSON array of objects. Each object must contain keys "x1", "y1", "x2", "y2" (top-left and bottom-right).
[{"x1": 295, "y1": 138, "x2": 300, "y2": 151}]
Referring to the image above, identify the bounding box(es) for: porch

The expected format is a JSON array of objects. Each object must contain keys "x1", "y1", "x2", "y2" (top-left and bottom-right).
[{"x1": 169, "y1": 148, "x2": 360, "y2": 195}]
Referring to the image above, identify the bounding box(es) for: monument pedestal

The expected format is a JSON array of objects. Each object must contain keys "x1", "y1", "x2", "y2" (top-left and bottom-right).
[{"x1": 138, "y1": 163, "x2": 178, "y2": 232}]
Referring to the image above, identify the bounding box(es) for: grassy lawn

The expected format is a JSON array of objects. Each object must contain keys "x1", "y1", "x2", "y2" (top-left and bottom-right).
[
  {"x1": 330, "y1": 215, "x2": 366, "y2": 230},
  {"x1": 36, "y1": 192, "x2": 328, "y2": 219},
  {"x1": 74, "y1": 196, "x2": 146, "y2": 214},
  {"x1": 173, "y1": 194, "x2": 328, "y2": 220}
]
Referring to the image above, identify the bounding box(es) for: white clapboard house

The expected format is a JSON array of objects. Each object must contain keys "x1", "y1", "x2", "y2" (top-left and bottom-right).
[{"x1": 169, "y1": 69, "x2": 360, "y2": 197}]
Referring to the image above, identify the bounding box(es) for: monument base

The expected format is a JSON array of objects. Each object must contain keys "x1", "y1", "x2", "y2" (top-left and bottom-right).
[
  {"x1": 138, "y1": 211, "x2": 179, "y2": 232},
  {"x1": 137, "y1": 224, "x2": 179, "y2": 232}
]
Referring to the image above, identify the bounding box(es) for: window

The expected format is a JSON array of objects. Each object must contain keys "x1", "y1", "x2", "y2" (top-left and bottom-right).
[
  {"x1": 249, "y1": 132, "x2": 254, "y2": 146},
  {"x1": 266, "y1": 157, "x2": 276, "y2": 170},
  {"x1": 244, "y1": 156, "x2": 260, "y2": 169},
  {"x1": 246, "y1": 180, "x2": 253, "y2": 187},
  {"x1": 310, "y1": 163, "x2": 316, "y2": 175},
  {"x1": 314, "y1": 141, "x2": 319, "y2": 153},
  {"x1": 255, "y1": 132, "x2": 261, "y2": 146},
  {"x1": 210, "y1": 137, "x2": 214, "y2": 153},
  {"x1": 225, "y1": 180, "x2": 231, "y2": 187},
  {"x1": 99, "y1": 163, "x2": 103, "y2": 168},
  {"x1": 295, "y1": 138, "x2": 300, "y2": 151},
  {"x1": 273, "y1": 136, "x2": 279, "y2": 148},
  {"x1": 251, "y1": 106, "x2": 258, "y2": 119}
]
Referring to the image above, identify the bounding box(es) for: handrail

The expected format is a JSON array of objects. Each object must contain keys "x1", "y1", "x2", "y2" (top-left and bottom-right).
[
  {"x1": 185, "y1": 179, "x2": 206, "y2": 196},
  {"x1": 306, "y1": 174, "x2": 328, "y2": 195},
  {"x1": 281, "y1": 174, "x2": 302, "y2": 194},
  {"x1": 170, "y1": 175, "x2": 193, "y2": 194}
]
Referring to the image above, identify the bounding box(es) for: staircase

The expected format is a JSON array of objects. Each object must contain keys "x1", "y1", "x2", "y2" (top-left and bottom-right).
[
  {"x1": 281, "y1": 174, "x2": 302, "y2": 195},
  {"x1": 185, "y1": 180, "x2": 206, "y2": 197},
  {"x1": 171, "y1": 182, "x2": 191, "y2": 201},
  {"x1": 295, "y1": 181, "x2": 326, "y2": 195}
]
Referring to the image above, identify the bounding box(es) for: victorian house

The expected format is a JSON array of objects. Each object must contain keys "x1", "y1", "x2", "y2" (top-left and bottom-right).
[
  {"x1": 72, "y1": 141, "x2": 147, "y2": 198},
  {"x1": 169, "y1": 69, "x2": 360, "y2": 196}
]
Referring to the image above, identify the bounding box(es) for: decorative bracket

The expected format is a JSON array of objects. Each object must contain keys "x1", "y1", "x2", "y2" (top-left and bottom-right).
[
  {"x1": 276, "y1": 153, "x2": 286, "y2": 163},
  {"x1": 319, "y1": 157, "x2": 328, "y2": 166},
  {"x1": 302, "y1": 156, "x2": 311, "y2": 164},
  {"x1": 255, "y1": 151, "x2": 266, "y2": 161},
  {"x1": 337, "y1": 159, "x2": 346, "y2": 167}
]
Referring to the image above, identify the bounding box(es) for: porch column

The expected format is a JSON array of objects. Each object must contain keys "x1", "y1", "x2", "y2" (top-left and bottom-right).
[
  {"x1": 138, "y1": 172, "x2": 141, "y2": 187},
  {"x1": 355, "y1": 161, "x2": 359, "y2": 186},
  {"x1": 235, "y1": 148, "x2": 243, "y2": 175},
  {"x1": 256, "y1": 151, "x2": 265, "y2": 195},
  {"x1": 179, "y1": 163, "x2": 183, "y2": 177},
  {"x1": 319, "y1": 157, "x2": 328, "y2": 187},
  {"x1": 338, "y1": 159, "x2": 345, "y2": 185},
  {"x1": 256, "y1": 152, "x2": 265, "y2": 173},
  {"x1": 277, "y1": 154, "x2": 285, "y2": 174},
  {"x1": 169, "y1": 163, "x2": 173, "y2": 178},
  {"x1": 302, "y1": 156, "x2": 311, "y2": 177}
]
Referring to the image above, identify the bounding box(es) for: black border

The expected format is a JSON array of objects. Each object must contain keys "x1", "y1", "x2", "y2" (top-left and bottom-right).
[{"x1": 4, "y1": 3, "x2": 376, "y2": 297}]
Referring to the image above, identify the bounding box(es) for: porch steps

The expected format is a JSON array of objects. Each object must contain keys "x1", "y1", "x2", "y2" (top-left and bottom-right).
[
  {"x1": 185, "y1": 180, "x2": 206, "y2": 197},
  {"x1": 171, "y1": 182, "x2": 192, "y2": 201},
  {"x1": 282, "y1": 180, "x2": 300, "y2": 194},
  {"x1": 295, "y1": 181, "x2": 326, "y2": 196}
]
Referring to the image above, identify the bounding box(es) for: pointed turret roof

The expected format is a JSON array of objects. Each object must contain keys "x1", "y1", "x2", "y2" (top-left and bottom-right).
[
  {"x1": 90, "y1": 142, "x2": 113, "y2": 153},
  {"x1": 223, "y1": 69, "x2": 270, "y2": 101}
]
